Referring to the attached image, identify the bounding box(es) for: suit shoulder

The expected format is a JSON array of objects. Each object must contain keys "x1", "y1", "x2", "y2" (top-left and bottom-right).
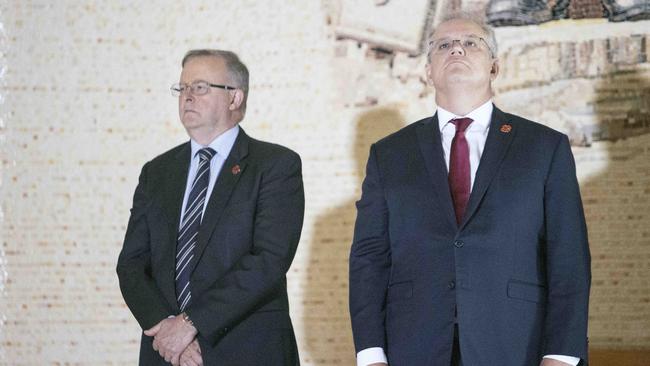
[
  {"x1": 145, "y1": 141, "x2": 188, "y2": 169},
  {"x1": 247, "y1": 136, "x2": 301, "y2": 164},
  {"x1": 374, "y1": 116, "x2": 430, "y2": 148},
  {"x1": 504, "y1": 112, "x2": 565, "y2": 141}
]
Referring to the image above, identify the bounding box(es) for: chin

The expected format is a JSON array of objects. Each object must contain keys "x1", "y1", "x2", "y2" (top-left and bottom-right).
[
  {"x1": 445, "y1": 74, "x2": 471, "y2": 85},
  {"x1": 181, "y1": 119, "x2": 202, "y2": 130}
]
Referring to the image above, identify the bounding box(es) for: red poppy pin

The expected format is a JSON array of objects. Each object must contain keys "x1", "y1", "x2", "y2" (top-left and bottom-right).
[
  {"x1": 500, "y1": 124, "x2": 512, "y2": 133},
  {"x1": 231, "y1": 165, "x2": 241, "y2": 175}
]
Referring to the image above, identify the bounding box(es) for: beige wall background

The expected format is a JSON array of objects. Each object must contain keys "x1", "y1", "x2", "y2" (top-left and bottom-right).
[{"x1": 1, "y1": 1, "x2": 649, "y2": 364}]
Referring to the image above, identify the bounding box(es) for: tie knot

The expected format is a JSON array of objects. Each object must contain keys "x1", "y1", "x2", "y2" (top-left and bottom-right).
[
  {"x1": 451, "y1": 117, "x2": 473, "y2": 133},
  {"x1": 197, "y1": 147, "x2": 216, "y2": 162}
]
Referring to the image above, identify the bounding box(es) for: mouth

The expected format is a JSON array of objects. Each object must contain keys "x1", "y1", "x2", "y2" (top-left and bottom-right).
[{"x1": 445, "y1": 58, "x2": 468, "y2": 67}]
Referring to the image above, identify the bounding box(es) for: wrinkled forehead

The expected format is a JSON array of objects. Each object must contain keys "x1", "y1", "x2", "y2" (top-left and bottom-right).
[
  {"x1": 430, "y1": 19, "x2": 487, "y2": 40},
  {"x1": 180, "y1": 56, "x2": 228, "y2": 82}
]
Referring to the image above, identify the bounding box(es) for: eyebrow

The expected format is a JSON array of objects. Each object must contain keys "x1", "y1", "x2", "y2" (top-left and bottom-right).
[
  {"x1": 180, "y1": 79, "x2": 208, "y2": 83},
  {"x1": 432, "y1": 33, "x2": 483, "y2": 40}
]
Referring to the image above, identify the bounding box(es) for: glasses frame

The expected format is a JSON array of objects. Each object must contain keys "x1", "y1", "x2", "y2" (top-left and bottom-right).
[
  {"x1": 170, "y1": 81, "x2": 237, "y2": 97},
  {"x1": 428, "y1": 35, "x2": 493, "y2": 57}
]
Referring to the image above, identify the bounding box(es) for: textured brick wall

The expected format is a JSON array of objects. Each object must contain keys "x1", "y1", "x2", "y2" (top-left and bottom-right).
[{"x1": 1, "y1": 1, "x2": 648, "y2": 365}]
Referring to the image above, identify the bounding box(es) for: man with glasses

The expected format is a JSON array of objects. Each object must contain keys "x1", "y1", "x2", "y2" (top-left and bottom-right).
[
  {"x1": 117, "y1": 49, "x2": 304, "y2": 366},
  {"x1": 349, "y1": 12, "x2": 590, "y2": 366}
]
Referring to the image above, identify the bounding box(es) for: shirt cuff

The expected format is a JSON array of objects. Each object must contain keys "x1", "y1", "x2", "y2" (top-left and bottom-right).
[
  {"x1": 357, "y1": 347, "x2": 388, "y2": 366},
  {"x1": 357, "y1": 350, "x2": 578, "y2": 365},
  {"x1": 543, "y1": 355, "x2": 580, "y2": 365}
]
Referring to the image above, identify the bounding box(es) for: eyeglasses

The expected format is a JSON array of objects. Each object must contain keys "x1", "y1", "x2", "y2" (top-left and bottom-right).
[
  {"x1": 428, "y1": 35, "x2": 491, "y2": 55},
  {"x1": 170, "y1": 81, "x2": 236, "y2": 97}
]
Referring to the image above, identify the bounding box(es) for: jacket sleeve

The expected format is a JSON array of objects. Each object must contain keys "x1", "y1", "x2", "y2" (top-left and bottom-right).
[
  {"x1": 542, "y1": 135, "x2": 591, "y2": 361},
  {"x1": 349, "y1": 144, "x2": 391, "y2": 352},
  {"x1": 185, "y1": 150, "x2": 305, "y2": 346},
  {"x1": 116, "y1": 162, "x2": 173, "y2": 330}
]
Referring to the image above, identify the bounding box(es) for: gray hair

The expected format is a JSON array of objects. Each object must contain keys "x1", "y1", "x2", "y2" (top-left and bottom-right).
[
  {"x1": 182, "y1": 49, "x2": 249, "y2": 114},
  {"x1": 427, "y1": 11, "x2": 498, "y2": 61}
]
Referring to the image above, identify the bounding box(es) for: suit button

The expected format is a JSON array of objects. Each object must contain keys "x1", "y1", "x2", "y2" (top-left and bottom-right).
[
  {"x1": 448, "y1": 281, "x2": 456, "y2": 289},
  {"x1": 454, "y1": 240, "x2": 464, "y2": 248}
]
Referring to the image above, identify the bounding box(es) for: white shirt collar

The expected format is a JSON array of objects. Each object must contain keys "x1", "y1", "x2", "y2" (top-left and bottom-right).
[
  {"x1": 437, "y1": 100, "x2": 493, "y2": 133},
  {"x1": 190, "y1": 125, "x2": 240, "y2": 159}
]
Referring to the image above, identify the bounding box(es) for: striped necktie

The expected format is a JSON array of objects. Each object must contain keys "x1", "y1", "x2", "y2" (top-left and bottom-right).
[{"x1": 176, "y1": 147, "x2": 215, "y2": 311}]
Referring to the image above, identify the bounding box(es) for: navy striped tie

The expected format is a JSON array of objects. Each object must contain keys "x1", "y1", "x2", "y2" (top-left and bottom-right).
[{"x1": 176, "y1": 147, "x2": 215, "y2": 311}]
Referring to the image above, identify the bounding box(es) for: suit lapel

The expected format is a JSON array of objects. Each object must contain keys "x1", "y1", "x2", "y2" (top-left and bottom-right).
[
  {"x1": 416, "y1": 114, "x2": 458, "y2": 230},
  {"x1": 160, "y1": 142, "x2": 191, "y2": 309},
  {"x1": 460, "y1": 106, "x2": 516, "y2": 230},
  {"x1": 188, "y1": 128, "x2": 250, "y2": 275}
]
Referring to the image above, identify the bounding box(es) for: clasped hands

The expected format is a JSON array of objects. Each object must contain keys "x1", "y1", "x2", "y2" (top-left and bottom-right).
[{"x1": 144, "y1": 314, "x2": 203, "y2": 366}]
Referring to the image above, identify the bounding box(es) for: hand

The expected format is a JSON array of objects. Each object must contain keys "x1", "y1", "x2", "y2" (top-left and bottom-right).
[
  {"x1": 540, "y1": 359, "x2": 571, "y2": 366},
  {"x1": 179, "y1": 339, "x2": 203, "y2": 366},
  {"x1": 144, "y1": 315, "x2": 197, "y2": 366}
]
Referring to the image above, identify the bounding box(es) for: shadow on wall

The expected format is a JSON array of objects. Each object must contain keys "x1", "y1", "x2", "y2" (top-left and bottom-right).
[
  {"x1": 581, "y1": 68, "x2": 650, "y2": 354},
  {"x1": 301, "y1": 107, "x2": 405, "y2": 365}
]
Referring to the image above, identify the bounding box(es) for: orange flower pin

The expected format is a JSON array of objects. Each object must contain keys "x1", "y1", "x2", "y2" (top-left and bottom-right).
[
  {"x1": 231, "y1": 165, "x2": 241, "y2": 175},
  {"x1": 500, "y1": 124, "x2": 512, "y2": 133}
]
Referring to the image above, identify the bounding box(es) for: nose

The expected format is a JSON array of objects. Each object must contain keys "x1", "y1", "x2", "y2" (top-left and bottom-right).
[
  {"x1": 450, "y1": 40, "x2": 465, "y2": 56},
  {"x1": 182, "y1": 90, "x2": 194, "y2": 102}
]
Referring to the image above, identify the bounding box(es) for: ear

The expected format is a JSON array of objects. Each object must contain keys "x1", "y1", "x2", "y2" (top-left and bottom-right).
[
  {"x1": 229, "y1": 89, "x2": 244, "y2": 111},
  {"x1": 489, "y1": 58, "x2": 499, "y2": 81},
  {"x1": 425, "y1": 62, "x2": 434, "y2": 86}
]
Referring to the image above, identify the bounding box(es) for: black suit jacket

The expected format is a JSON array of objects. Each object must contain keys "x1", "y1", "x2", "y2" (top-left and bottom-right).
[
  {"x1": 117, "y1": 128, "x2": 304, "y2": 365},
  {"x1": 349, "y1": 106, "x2": 591, "y2": 366}
]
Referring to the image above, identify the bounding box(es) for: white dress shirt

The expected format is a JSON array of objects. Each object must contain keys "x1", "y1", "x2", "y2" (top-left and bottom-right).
[
  {"x1": 356, "y1": 102, "x2": 579, "y2": 366},
  {"x1": 437, "y1": 101, "x2": 492, "y2": 190},
  {"x1": 179, "y1": 125, "x2": 239, "y2": 227}
]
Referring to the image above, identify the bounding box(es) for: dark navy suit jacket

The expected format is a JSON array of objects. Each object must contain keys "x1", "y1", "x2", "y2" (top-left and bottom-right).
[
  {"x1": 117, "y1": 128, "x2": 304, "y2": 365},
  {"x1": 349, "y1": 106, "x2": 591, "y2": 366}
]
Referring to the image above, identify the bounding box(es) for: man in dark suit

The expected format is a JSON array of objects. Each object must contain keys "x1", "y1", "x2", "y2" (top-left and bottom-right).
[
  {"x1": 349, "y1": 13, "x2": 591, "y2": 366},
  {"x1": 117, "y1": 49, "x2": 304, "y2": 366}
]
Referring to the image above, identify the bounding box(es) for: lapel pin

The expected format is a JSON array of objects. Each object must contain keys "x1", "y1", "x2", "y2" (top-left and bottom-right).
[
  {"x1": 231, "y1": 164, "x2": 241, "y2": 175},
  {"x1": 500, "y1": 124, "x2": 512, "y2": 133}
]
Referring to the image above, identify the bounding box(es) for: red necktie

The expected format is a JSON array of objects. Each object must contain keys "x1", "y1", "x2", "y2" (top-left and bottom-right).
[{"x1": 448, "y1": 118, "x2": 473, "y2": 225}]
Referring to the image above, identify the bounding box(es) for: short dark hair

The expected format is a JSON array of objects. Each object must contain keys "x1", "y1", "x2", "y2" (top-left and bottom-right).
[{"x1": 182, "y1": 49, "x2": 249, "y2": 114}]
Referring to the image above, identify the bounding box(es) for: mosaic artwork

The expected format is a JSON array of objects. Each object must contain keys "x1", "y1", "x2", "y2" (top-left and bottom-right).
[{"x1": 327, "y1": 0, "x2": 650, "y2": 146}]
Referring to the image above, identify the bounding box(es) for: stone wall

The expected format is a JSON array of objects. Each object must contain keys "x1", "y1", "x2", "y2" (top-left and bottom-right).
[{"x1": 1, "y1": 1, "x2": 648, "y2": 364}]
